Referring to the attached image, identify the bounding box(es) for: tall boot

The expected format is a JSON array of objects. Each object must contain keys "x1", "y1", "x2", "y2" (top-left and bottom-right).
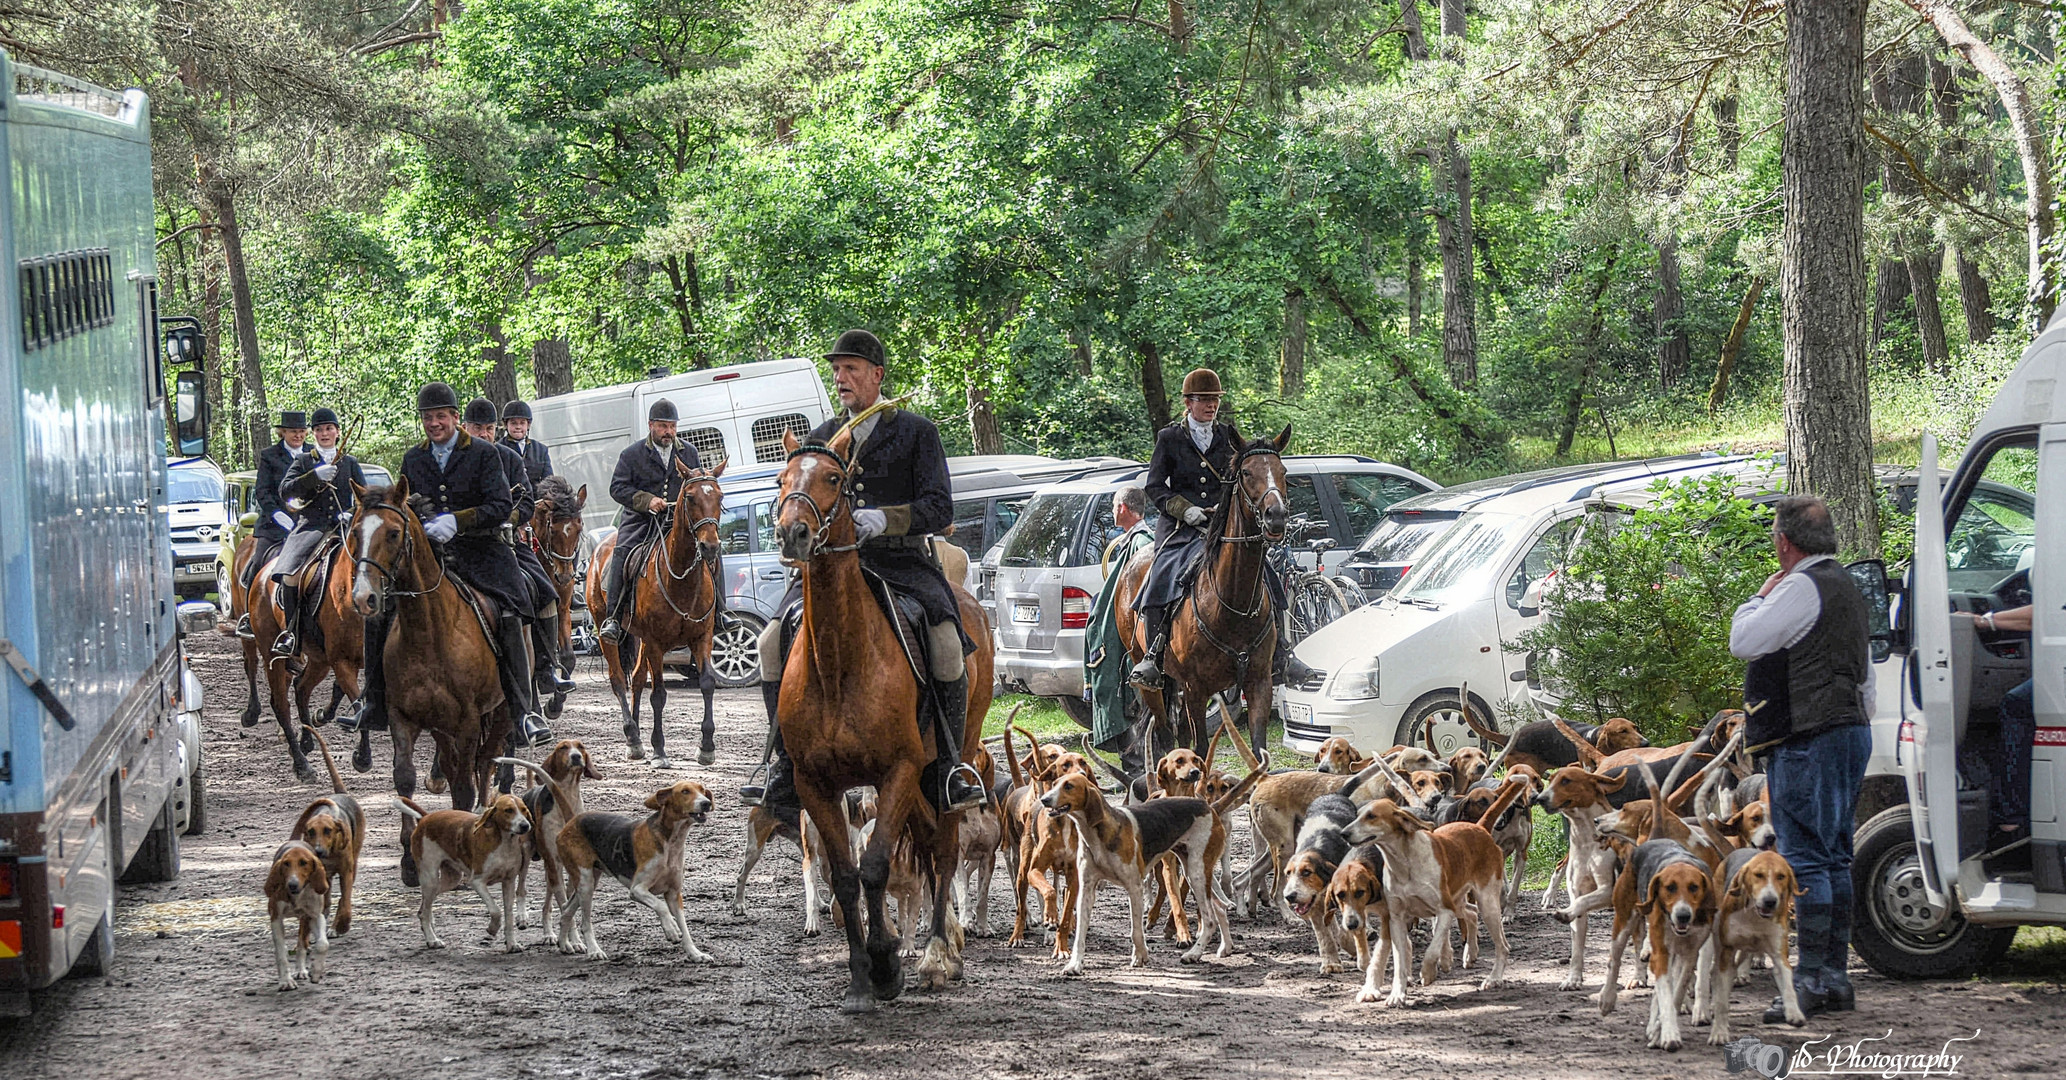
[
  {"x1": 339, "y1": 614, "x2": 387, "y2": 734},
  {"x1": 272, "y1": 582, "x2": 301, "y2": 656},
  {"x1": 598, "y1": 546, "x2": 630, "y2": 644},
  {"x1": 1767, "y1": 909, "x2": 1831, "y2": 1023},
  {"x1": 1824, "y1": 873, "x2": 1858, "y2": 1011},
  {"x1": 532, "y1": 620, "x2": 575, "y2": 694},
  {"x1": 927, "y1": 676, "x2": 985, "y2": 813},
  {"x1": 1128, "y1": 605, "x2": 1171, "y2": 689},
  {"x1": 497, "y1": 613, "x2": 554, "y2": 749}
]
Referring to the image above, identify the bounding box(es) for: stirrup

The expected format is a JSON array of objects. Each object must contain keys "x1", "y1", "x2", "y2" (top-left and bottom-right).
[
  {"x1": 235, "y1": 613, "x2": 255, "y2": 640},
  {"x1": 1128, "y1": 658, "x2": 1164, "y2": 690},
  {"x1": 515, "y1": 712, "x2": 555, "y2": 749},
  {"x1": 944, "y1": 763, "x2": 986, "y2": 812},
  {"x1": 271, "y1": 632, "x2": 298, "y2": 657},
  {"x1": 739, "y1": 760, "x2": 769, "y2": 807},
  {"x1": 598, "y1": 618, "x2": 625, "y2": 645}
]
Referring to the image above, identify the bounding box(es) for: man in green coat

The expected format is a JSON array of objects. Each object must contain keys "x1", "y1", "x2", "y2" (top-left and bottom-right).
[{"x1": 1085, "y1": 485, "x2": 1157, "y2": 772}]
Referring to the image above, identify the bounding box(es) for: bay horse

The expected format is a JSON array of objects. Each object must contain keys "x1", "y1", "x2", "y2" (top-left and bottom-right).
[
  {"x1": 1114, "y1": 425, "x2": 1291, "y2": 763},
  {"x1": 528, "y1": 476, "x2": 587, "y2": 718},
  {"x1": 347, "y1": 481, "x2": 513, "y2": 885},
  {"x1": 247, "y1": 540, "x2": 365, "y2": 781},
  {"x1": 582, "y1": 459, "x2": 723, "y2": 768},
  {"x1": 773, "y1": 426, "x2": 994, "y2": 1014}
]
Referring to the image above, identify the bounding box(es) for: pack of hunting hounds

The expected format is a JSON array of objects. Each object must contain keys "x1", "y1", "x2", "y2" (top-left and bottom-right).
[{"x1": 262, "y1": 707, "x2": 1790, "y2": 1052}]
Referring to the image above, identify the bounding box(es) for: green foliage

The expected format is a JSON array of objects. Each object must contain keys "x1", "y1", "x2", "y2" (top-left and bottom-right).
[{"x1": 1514, "y1": 473, "x2": 1778, "y2": 744}]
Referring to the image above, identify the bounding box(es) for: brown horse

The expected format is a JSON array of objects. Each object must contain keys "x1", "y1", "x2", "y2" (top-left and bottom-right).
[
  {"x1": 1115, "y1": 425, "x2": 1291, "y2": 762},
  {"x1": 583, "y1": 459, "x2": 724, "y2": 768},
  {"x1": 528, "y1": 476, "x2": 587, "y2": 717},
  {"x1": 220, "y1": 535, "x2": 269, "y2": 729},
  {"x1": 773, "y1": 426, "x2": 994, "y2": 1014},
  {"x1": 247, "y1": 540, "x2": 366, "y2": 780},
  {"x1": 347, "y1": 481, "x2": 513, "y2": 885}
]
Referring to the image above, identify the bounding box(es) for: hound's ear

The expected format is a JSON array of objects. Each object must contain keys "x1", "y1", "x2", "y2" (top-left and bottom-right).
[
  {"x1": 675, "y1": 456, "x2": 694, "y2": 479},
  {"x1": 1273, "y1": 423, "x2": 1291, "y2": 452},
  {"x1": 644, "y1": 792, "x2": 662, "y2": 810},
  {"x1": 574, "y1": 484, "x2": 588, "y2": 510},
  {"x1": 783, "y1": 429, "x2": 800, "y2": 453},
  {"x1": 1437, "y1": 773, "x2": 1454, "y2": 793},
  {"x1": 1395, "y1": 811, "x2": 1429, "y2": 833},
  {"x1": 1594, "y1": 769, "x2": 1627, "y2": 792},
  {"x1": 584, "y1": 757, "x2": 604, "y2": 781}
]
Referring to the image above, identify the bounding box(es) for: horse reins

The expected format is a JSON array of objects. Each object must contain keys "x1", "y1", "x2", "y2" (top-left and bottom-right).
[
  {"x1": 654, "y1": 490, "x2": 721, "y2": 622},
  {"x1": 780, "y1": 443, "x2": 864, "y2": 557},
  {"x1": 351, "y1": 500, "x2": 449, "y2": 605}
]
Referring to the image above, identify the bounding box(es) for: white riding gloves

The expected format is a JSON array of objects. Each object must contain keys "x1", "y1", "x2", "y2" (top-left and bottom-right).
[
  {"x1": 271, "y1": 510, "x2": 294, "y2": 532},
  {"x1": 854, "y1": 509, "x2": 887, "y2": 542},
  {"x1": 1183, "y1": 505, "x2": 1209, "y2": 527},
  {"x1": 424, "y1": 514, "x2": 459, "y2": 543},
  {"x1": 315, "y1": 463, "x2": 337, "y2": 481}
]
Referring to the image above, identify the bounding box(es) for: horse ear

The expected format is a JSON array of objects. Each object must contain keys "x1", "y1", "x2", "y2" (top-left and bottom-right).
[
  {"x1": 674, "y1": 456, "x2": 693, "y2": 479},
  {"x1": 711, "y1": 458, "x2": 726, "y2": 478},
  {"x1": 350, "y1": 480, "x2": 367, "y2": 499},
  {"x1": 783, "y1": 429, "x2": 800, "y2": 453},
  {"x1": 574, "y1": 484, "x2": 588, "y2": 510},
  {"x1": 828, "y1": 425, "x2": 854, "y2": 459},
  {"x1": 1273, "y1": 423, "x2": 1292, "y2": 452},
  {"x1": 393, "y1": 476, "x2": 410, "y2": 502}
]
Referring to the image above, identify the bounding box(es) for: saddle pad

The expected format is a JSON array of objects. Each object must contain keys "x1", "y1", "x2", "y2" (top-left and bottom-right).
[{"x1": 447, "y1": 573, "x2": 503, "y2": 659}]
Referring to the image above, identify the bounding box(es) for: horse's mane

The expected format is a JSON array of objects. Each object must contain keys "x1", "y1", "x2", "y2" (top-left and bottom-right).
[{"x1": 534, "y1": 474, "x2": 581, "y2": 520}]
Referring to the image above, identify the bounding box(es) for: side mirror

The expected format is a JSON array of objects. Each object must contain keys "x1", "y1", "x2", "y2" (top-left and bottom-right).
[
  {"x1": 1516, "y1": 577, "x2": 1547, "y2": 619},
  {"x1": 174, "y1": 369, "x2": 207, "y2": 457},
  {"x1": 239, "y1": 511, "x2": 259, "y2": 529},
  {"x1": 1847, "y1": 558, "x2": 1893, "y2": 662},
  {"x1": 164, "y1": 322, "x2": 205, "y2": 368}
]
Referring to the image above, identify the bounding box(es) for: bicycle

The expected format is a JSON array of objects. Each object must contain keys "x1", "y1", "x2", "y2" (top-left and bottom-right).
[{"x1": 1270, "y1": 517, "x2": 1369, "y2": 644}]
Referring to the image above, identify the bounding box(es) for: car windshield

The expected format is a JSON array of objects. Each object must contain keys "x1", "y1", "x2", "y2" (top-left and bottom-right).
[
  {"x1": 1352, "y1": 513, "x2": 1457, "y2": 563},
  {"x1": 1390, "y1": 511, "x2": 1523, "y2": 604},
  {"x1": 167, "y1": 467, "x2": 222, "y2": 504},
  {"x1": 1000, "y1": 493, "x2": 1091, "y2": 567}
]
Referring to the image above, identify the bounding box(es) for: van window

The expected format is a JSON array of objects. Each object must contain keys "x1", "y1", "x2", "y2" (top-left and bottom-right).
[
  {"x1": 1948, "y1": 465, "x2": 2036, "y2": 594},
  {"x1": 1000, "y1": 494, "x2": 1091, "y2": 567},
  {"x1": 718, "y1": 503, "x2": 751, "y2": 556},
  {"x1": 1333, "y1": 473, "x2": 1427, "y2": 543},
  {"x1": 949, "y1": 499, "x2": 990, "y2": 555},
  {"x1": 753, "y1": 500, "x2": 776, "y2": 554},
  {"x1": 168, "y1": 467, "x2": 222, "y2": 504},
  {"x1": 751, "y1": 414, "x2": 812, "y2": 464},
  {"x1": 680, "y1": 426, "x2": 726, "y2": 467},
  {"x1": 1285, "y1": 474, "x2": 1326, "y2": 537},
  {"x1": 1506, "y1": 518, "x2": 1582, "y2": 610},
  {"x1": 1080, "y1": 493, "x2": 1120, "y2": 566}
]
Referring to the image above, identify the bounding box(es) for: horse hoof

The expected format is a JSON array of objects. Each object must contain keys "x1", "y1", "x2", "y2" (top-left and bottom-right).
[
  {"x1": 299, "y1": 728, "x2": 315, "y2": 754},
  {"x1": 425, "y1": 775, "x2": 448, "y2": 796},
  {"x1": 697, "y1": 748, "x2": 716, "y2": 767},
  {"x1": 400, "y1": 862, "x2": 420, "y2": 889},
  {"x1": 545, "y1": 694, "x2": 565, "y2": 720},
  {"x1": 652, "y1": 757, "x2": 675, "y2": 771},
  {"x1": 240, "y1": 710, "x2": 260, "y2": 729},
  {"x1": 840, "y1": 993, "x2": 876, "y2": 1015},
  {"x1": 293, "y1": 761, "x2": 313, "y2": 781},
  {"x1": 351, "y1": 742, "x2": 372, "y2": 773}
]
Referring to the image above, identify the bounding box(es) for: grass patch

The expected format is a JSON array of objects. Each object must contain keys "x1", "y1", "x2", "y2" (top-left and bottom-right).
[
  {"x1": 1989, "y1": 925, "x2": 2066, "y2": 985},
  {"x1": 983, "y1": 694, "x2": 1307, "y2": 772}
]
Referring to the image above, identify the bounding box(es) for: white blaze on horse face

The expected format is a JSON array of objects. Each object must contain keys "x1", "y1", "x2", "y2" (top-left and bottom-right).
[{"x1": 352, "y1": 514, "x2": 384, "y2": 609}]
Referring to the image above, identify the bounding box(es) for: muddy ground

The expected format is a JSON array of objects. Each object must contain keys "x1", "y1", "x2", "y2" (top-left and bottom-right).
[{"x1": 4, "y1": 633, "x2": 2062, "y2": 1079}]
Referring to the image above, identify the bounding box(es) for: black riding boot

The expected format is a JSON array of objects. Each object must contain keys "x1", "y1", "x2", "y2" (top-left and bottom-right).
[
  {"x1": 927, "y1": 676, "x2": 986, "y2": 813},
  {"x1": 532, "y1": 620, "x2": 575, "y2": 694},
  {"x1": 497, "y1": 613, "x2": 554, "y2": 749},
  {"x1": 598, "y1": 546, "x2": 630, "y2": 644},
  {"x1": 1128, "y1": 605, "x2": 1171, "y2": 689},
  {"x1": 339, "y1": 614, "x2": 387, "y2": 734},
  {"x1": 272, "y1": 583, "x2": 301, "y2": 656},
  {"x1": 1273, "y1": 625, "x2": 1318, "y2": 688}
]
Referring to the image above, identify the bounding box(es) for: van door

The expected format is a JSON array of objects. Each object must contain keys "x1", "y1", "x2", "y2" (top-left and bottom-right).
[
  {"x1": 1492, "y1": 514, "x2": 1583, "y2": 687},
  {"x1": 2030, "y1": 430, "x2": 2066, "y2": 836},
  {"x1": 1907, "y1": 434, "x2": 1963, "y2": 902}
]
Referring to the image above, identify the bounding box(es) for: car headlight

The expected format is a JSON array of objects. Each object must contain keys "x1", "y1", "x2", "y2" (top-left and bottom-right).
[{"x1": 1327, "y1": 655, "x2": 1380, "y2": 701}]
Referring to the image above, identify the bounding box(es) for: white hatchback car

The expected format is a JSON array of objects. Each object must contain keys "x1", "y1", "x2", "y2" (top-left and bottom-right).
[{"x1": 1280, "y1": 454, "x2": 1779, "y2": 756}]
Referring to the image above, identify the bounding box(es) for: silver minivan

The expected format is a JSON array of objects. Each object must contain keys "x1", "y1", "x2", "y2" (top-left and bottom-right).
[{"x1": 985, "y1": 456, "x2": 1438, "y2": 725}]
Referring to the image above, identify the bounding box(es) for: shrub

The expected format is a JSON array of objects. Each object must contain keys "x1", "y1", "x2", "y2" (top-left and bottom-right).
[{"x1": 1513, "y1": 473, "x2": 1777, "y2": 744}]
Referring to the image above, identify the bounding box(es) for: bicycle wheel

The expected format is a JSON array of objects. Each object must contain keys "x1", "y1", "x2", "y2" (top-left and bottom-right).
[
  {"x1": 1328, "y1": 575, "x2": 1370, "y2": 611},
  {"x1": 1290, "y1": 576, "x2": 1348, "y2": 641}
]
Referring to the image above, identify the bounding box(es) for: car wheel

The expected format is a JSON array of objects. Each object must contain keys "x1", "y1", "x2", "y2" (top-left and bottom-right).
[
  {"x1": 1851, "y1": 805, "x2": 2015, "y2": 979},
  {"x1": 215, "y1": 559, "x2": 233, "y2": 608},
  {"x1": 1394, "y1": 691, "x2": 1492, "y2": 758},
  {"x1": 708, "y1": 613, "x2": 765, "y2": 687}
]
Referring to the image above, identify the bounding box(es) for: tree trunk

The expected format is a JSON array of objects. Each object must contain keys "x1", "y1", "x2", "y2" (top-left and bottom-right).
[
  {"x1": 532, "y1": 337, "x2": 573, "y2": 397},
  {"x1": 1137, "y1": 339, "x2": 1171, "y2": 430},
  {"x1": 206, "y1": 182, "x2": 270, "y2": 461},
  {"x1": 1070, "y1": 333, "x2": 1093, "y2": 377},
  {"x1": 1870, "y1": 258, "x2": 1911, "y2": 359},
  {"x1": 1279, "y1": 287, "x2": 1306, "y2": 399},
  {"x1": 967, "y1": 380, "x2": 1001, "y2": 454},
  {"x1": 1783, "y1": 0, "x2": 1879, "y2": 557},
  {"x1": 661, "y1": 254, "x2": 708, "y2": 368},
  {"x1": 1402, "y1": 0, "x2": 1476, "y2": 385},
  {"x1": 193, "y1": 200, "x2": 230, "y2": 464},
  {"x1": 1406, "y1": 247, "x2": 1423, "y2": 337},
  {"x1": 1709, "y1": 275, "x2": 1765, "y2": 413},
  {"x1": 481, "y1": 322, "x2": 517, "y2": 406},
  {"x1": 1655, "y1": 240, "x2": 1689, "y2": 389},
  {"x1": 1556, "y1": 252, "x2": 1618, "y2": 457},
  {"x1": 1905, "y1": 0, "x2": 2057, "y2": 333},
  {"x1": 1872, "y1": 54, "x2": 1951, "y2": 374},
  {"x1": 1955, "y1": 251, "x2": 1994, "y2": 344},
  {"x1": 1904, "y1": 246, "x2": 1951, "y2": 373},
  {"x1": 1712, "y1": 90, "x2": 1741, "y2": 169}
]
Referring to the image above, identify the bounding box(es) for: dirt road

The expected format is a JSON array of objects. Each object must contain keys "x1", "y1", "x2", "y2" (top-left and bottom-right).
[{"x1": 3, "y1": 634, "x2": 2060, "y2": 1079}]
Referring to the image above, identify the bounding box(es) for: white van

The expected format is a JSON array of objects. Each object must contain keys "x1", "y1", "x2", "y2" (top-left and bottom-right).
[{"x1": 529, "y1": 358, "x2": 835, "y2": 533}]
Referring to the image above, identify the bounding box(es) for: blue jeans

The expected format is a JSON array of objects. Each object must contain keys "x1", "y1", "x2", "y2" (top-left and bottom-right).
[
  {"x1": 1769, "y1": 722, "x2": 1872, "y2": 982},
  {"x1": 1991, "y1": 679, "x2": 2035, "y2": 832}
]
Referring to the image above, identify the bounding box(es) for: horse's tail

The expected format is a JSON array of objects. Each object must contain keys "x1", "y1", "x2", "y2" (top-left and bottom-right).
[
  {"x1": 306, "y1": 727, "x2": 346, "y2": 794},
  {"x1": 493, "y1": 756, "x2": 576, "y2": 815}
]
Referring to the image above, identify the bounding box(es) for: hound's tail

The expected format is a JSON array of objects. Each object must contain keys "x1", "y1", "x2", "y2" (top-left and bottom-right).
[{"x1": 306, "y1": 727, "x2": 346, "y2": 794}]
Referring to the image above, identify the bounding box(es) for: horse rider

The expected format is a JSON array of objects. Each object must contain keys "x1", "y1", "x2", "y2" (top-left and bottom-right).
[
  {"x1": 463, "y1": 397, "x2": 577, "y2": 701},
  {"x1": 267, "y1": 407, "x2": 365, "y2": 657},
  {"x1": 1127, "y1": 367, "x2": 1317, "y2": 691},
  {"x1": 237, "y1": 410, "x2": 309, "y2": 636},
  {"x1": 744, "y1": 328, "x2": 986, "y2": 816},
  {"x1": 502, "y1": 399, "x2": 553, "y2": 479},
  {"x1": 339, "y1": 382, "x2": 553, "y2": 749},
  {"x1": 595, "y1": 398, "x2": 738, "y2": 645}
]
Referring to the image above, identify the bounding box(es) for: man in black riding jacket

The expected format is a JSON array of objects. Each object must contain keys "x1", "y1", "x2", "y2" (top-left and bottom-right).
[
  {"x1": 464, "y1": 397, "x2": 575, "y2": 702},
  {"x1": 595, "y1": 398, "x2": 735, "y2": 645},
  {"x1": 1128, "y1": 367, "x2": 1315, "y2": 691},
  {"x1": 339, "y1": 382, "x2": 553, "y2": 750},
  {"x1": 743, "y1": 328, "x2": 985, "y2": 816},
  {"x1": 268, "y1": 407, "x2": 365, "y2": 657}
]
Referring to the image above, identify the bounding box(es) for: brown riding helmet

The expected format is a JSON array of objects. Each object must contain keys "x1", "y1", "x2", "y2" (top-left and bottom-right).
[{"x1": 1181, "y1": 368, "x2": 1224, "y2": 398}]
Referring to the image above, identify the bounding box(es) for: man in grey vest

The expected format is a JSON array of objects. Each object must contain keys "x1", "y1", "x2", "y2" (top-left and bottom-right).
[{"x1": 1730, "y1": 495, "x2": 1873, "y2": 1024}]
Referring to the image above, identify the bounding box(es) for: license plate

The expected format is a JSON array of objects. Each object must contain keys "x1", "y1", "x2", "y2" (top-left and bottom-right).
[
  {"x1": 1287, "y1": 702, "x2": 1313, "y2": 726},
  {"x1": 1012, "y1": 602, "x2": 1039, "y2": 625},
  {"x1": 184, "y1": 560, "x2": 214, "y2": 573}
]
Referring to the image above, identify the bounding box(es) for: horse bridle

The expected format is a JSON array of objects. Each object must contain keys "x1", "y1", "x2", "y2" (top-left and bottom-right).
[
  {"x1": 351, "y1": 499, "x2": 448, "y2": 608},
  {"x1": 654, "y1": 482, "x2": 721, "y2": 621},
  {"x1": 1195, "y1": 444, "x2": 1286, "y2": 627},
  {"x1": 531, "y1": 513, "x2": 579, "y2": 587},
  {"x1": 778, "y1": 443, "x2": 864, "y2": 558}
]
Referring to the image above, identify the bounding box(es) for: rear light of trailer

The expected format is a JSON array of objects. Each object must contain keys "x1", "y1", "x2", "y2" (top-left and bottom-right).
[
  {"x1": 50, "y1": 904, "x2": 63, "y2": 929},
  {"x1": 1060, "y1": 587, "x2": 1092, "y2": 630}
]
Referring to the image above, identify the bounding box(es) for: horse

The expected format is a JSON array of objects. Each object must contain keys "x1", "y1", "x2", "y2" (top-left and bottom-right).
[
  {"x1": 773, "y1": 425, "x2": 994, "y2": 1014},
  {"x1": 582, "y1": 459, "x2": 723, "y2": 769},
  {"x1": 1114, "y1": 425, "x2": 1291, "y2": 763},
  {"x1": 528, "y1": 476, "x2": 587, "y2": 718},
  {"x1": 220, "y1": 535, "x2": 268, "y2": 729},
  {"x1": 247, "y1": 539, "x2": 366, "y2": 780},
  {"x1": 347, "y1": 481, "x2": 513, "y2": 885}
]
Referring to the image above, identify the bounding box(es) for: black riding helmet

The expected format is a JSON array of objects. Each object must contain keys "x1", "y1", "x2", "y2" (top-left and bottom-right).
[
  {"x1": 416, "y1": 382, "x2": 460, "y2": 413},
  {"x1": 648, "y1": 398, "x2": 678, "y2": 422},
  {"x1": 463, "y1": 397, "x2": 499, "y2": 426},
  {"x1": 310, "y1": 407, "x2": 341, "y2": 428},
  {"x1": 825, "y1": 328, "x2": 885, "y2": 367},
  {"x1": 502, "y1": 399, "x2": 532, "y2": 421}
]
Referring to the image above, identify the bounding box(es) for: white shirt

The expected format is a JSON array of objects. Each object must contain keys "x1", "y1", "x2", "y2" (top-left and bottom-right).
[
  {"x1": 431, "y1": 434, "x2": 458, "y2": 471},
  {"x1": 1729, "y1": 553, "x2": 1876, "y2": 715},
  {"x1": 314, "y1": 443, "x2": 338, "y2": 465},
  {"x1": 848, "y1": 393, "x2": 884, "y2": 451},
  {"x1": 1186, "y1": 415, "x2": 1214, "y2": 454}
]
